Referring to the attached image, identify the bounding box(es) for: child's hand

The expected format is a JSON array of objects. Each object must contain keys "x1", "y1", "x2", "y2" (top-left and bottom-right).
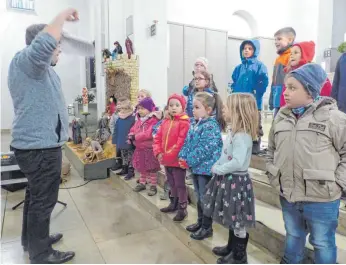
[
  {"x1": 179, "y1": 159, "x2": 188, "y2": 169},
  {"x1": 157, "y1": 154, "x2": 163, "y2": 162}
]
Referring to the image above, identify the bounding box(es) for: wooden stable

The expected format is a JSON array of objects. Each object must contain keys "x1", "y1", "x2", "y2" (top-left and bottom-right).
[{"x1": 64, "y1": 141, "x2": 115, "y2": 181}]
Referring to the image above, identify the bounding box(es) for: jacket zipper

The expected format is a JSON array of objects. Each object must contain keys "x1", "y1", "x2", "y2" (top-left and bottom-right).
[{"x1": 164, "y1": 119, "x2": 173, "y2": 152}]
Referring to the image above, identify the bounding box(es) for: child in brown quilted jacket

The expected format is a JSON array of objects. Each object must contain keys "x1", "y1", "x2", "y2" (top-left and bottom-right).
[{"x1": 266, "y1": 63, "x2": 346, "y2": 264}]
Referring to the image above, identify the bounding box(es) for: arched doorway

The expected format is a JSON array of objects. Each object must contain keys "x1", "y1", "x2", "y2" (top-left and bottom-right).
[{"x1": 228, "y1": 10, "x2": 259, "y2": 38}]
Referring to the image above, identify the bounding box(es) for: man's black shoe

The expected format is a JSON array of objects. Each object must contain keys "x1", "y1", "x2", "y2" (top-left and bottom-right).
[
  {"x1": 31, "y1": 250, "x2": 75, "y2": 264},
  {"x1": 23, "y1": 233, "x2": 63, "y2": 252}
]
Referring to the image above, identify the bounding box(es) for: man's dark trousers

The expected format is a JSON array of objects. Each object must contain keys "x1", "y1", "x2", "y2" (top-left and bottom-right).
[{"x1": 13, "y1": 147, "x2": 62, "y2": 261}]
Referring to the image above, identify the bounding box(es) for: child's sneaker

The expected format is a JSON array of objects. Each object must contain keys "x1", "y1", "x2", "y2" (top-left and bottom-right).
[
  {"x1": 160, "y1": 191, "x2": 168, "y2": 200},
  {"x1": 148, "y1": 186, "x2": 157, "y2": 196},
  {"x1": 133, "y1": 183, "x2": 146, "y2": 192}
]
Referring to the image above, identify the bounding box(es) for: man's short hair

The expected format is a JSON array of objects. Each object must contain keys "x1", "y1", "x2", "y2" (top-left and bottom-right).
[
  {"x1": 274, "y1": 27, "x2": 296, "y2": 38},
  {"x1": 25, "y1": 24, "x2": 47, "y2": 45}
]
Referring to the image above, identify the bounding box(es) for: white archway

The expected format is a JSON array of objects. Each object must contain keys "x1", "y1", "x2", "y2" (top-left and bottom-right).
[{"x1": 228, "y1": 10, "x2": 259, "y2": 38}]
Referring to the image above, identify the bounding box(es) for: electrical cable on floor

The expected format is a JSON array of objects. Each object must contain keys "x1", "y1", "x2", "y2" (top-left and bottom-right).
[{"x1": 59, "y1": 179, "x2": 95, "y2": 190}]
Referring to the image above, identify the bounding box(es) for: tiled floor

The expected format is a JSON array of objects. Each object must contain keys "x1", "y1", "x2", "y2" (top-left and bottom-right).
[{"x1": 0, "y1": 133, "x2": 203, "y2": 264}]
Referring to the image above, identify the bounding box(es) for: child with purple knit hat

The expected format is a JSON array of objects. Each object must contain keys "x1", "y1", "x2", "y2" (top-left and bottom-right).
[{"x1": 130, "y1": 97, "x2": 160, "y2": 196}]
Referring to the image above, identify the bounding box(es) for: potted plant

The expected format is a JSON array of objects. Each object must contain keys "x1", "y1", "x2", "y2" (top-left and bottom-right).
[{"x1": 338, "y1": 42, "x2": 346, "y2": 53}]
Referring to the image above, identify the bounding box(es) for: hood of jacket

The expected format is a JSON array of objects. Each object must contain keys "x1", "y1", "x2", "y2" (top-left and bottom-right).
[
  {"x1": 240, "y1": 39, "x2": 260, "y2": 63},
  {"x1": 285, "y1": 41, "x2": 315, "y2": 72}
]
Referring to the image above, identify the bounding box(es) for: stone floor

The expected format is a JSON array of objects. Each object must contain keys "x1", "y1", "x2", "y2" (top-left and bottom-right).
[
  {"x1": 0, "y1": 133, "x2": 203, "y2": 264},
  {"x1": 1, "y1": 170, "x2": 204, "y2": 264},
  {"x1": 0, "y1": 117, "x2": 273, "y2": 264}
]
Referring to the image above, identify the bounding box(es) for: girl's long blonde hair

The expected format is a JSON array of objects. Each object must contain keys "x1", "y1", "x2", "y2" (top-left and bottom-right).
[{"x1": 226, "y1": 93, "x2": 259, "y2": 140}]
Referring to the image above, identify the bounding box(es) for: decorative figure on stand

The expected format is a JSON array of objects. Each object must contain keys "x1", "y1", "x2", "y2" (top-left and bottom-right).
[
  {"x1": 82, "y1": 87, "x2": 89, "y2": 113},
  {"x1": 107, "y1": 95, "x2": 117, "y2": 117},
  {"x1": 125, "y1": 37, "x2": 133, "y2": 59},
  {"x1": 77, "y1": 137, "x2": 92, "y2": 151},
  {"x1": 94, "y1": 115, "x2": 111, "y2": 145},
  {"x1": 112, "y1": 41, "x2": 123, "y2": 60},
  {"x1": 83, "y1": 139, "x2": 105, "y2": 163},
  {"x1": 72, "y1": 118, "x2": 82, "y2": 145},
  {"x1": 102, "y1": 49, "x2": 112, "y2": 62}
]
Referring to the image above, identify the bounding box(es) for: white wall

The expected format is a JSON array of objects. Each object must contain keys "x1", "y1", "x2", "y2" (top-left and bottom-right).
[
  {"x1": 1, "y1": 0, "x2": 93, "y2": 130},
  {"x1": 167, "y1": 0, "x2": 323, "y2": 54},
  {"x1": 167, "y1": 0, "x2": 293, "y2": 38},
  {"x1": 107, "y1": 0, "x2": 168, "y2": 107},
  {"x1": 133, "y1": 0, "x2": 168, "y2": 107}
]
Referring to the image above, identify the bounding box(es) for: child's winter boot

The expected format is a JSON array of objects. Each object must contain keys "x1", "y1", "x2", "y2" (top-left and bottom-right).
[
  {"x1": 218, "y1": 233, "x2": 248, "y2": 264},
  {"x1": 214, "y1": 229, "x2": 234, "y2": 257},
  {"x1": 124, "y1": 166, "x2": 135, "y2": 180},
  {"x1": 160, "y1": 197, "x2": 178, "y2": 213},
  {"x1": 173, "y1": 202, "x2": 188, "y2": 222}
]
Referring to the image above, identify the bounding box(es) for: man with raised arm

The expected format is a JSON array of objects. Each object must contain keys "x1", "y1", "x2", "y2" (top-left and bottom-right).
[{"x1": 8, "y1": 8, "x2": 79, "y2": 264}]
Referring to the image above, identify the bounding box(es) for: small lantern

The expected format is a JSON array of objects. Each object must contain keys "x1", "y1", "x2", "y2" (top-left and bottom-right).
[{"x1": 67, "y1": 104, "x2": 75, "y2": 116}]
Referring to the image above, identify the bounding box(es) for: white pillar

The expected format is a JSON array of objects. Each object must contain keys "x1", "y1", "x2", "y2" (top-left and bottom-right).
[
  {"x1": 94, "y1": 0, "x2": 107, "y2": 118},
  {"x1": 315, "y1": 0, "x2": 334, "y2": 64}
]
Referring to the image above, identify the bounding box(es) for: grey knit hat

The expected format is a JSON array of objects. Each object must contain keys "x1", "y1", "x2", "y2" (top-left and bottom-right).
[
  {"x1": 289, "y1": 63, "x2": 327, "y2": 99},
  {"x1": 25, "y1": 24, "x2": 47, "y2": 45}
]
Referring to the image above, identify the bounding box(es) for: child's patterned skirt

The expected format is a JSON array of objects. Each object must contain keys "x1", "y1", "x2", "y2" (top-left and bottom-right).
[
  {"x1": 132, "y1": 148, "x2": 160, "y2": 173},
  {"x1": 203, "y1": 173, "x2": 255, "y2": 230}
]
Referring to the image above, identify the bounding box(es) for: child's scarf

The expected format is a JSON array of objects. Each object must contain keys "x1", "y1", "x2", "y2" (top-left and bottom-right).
[{"x1": 291, "y1": 96, "x2": 320, "y2": 118}]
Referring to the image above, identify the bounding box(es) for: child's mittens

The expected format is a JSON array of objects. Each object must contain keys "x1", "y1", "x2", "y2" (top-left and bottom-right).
[{"x1": 179, "y1": 159, "x2": 189, "y2": 169}]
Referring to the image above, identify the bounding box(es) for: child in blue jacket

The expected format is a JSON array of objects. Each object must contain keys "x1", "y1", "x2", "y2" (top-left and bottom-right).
[
  {"x1": 228, "y1": 39, "x2": 269, "y2": 154},
  {"x1": 179, "y1": 91, "x2": 225, "y2": 241}
]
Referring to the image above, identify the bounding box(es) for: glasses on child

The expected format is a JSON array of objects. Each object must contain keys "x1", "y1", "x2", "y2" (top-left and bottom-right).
[{"x1": 194, "y1": 78, "x2": 206, "y2": 81}]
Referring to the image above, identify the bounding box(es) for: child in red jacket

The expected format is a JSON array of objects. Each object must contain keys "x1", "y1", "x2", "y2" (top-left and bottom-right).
[
  {"x1": 280, "y1": 41, "x2": 332, "y2": 107},
  {"x1": 130, "y1": 97, "x2": 160, "y2": 196},
  {"x1": 153, "y1": 94, "x2": 190, "y2": 222}
]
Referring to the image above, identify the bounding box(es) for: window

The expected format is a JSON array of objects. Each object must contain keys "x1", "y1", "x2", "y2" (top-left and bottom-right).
[{"x1": 8, "y1": 0, "x2": 35, "y2": 12}]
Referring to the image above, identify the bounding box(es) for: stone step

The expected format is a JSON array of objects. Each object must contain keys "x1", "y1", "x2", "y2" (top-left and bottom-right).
[
  {"x1": 248, "y1": 168, "x2": 346, "y2": 237},
  {"x1": 110, "y1": 172, "x2": 279, "y2": 264},
  {"x1": 156, "y1": 170, "x2": 346, "y2": 263},
  {"x1": 250, "y1": 155, "x2": 266, "y2": 172}
]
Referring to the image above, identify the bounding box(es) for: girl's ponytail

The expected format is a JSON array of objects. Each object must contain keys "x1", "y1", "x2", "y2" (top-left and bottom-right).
[
  {"x1": 214, "y1": 93, "x2": 226, "y2": 132},
  {"x1": 194, "y1": 91, "x2": 226, "y2": 131}
]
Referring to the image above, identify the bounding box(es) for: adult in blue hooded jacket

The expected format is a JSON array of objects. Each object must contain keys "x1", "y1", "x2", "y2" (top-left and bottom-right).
[
  {"x1": 228, "y1": 39, "x2": 269, "y2": 154},
  {"x1": 332, "y1": 53, "x2": 346, "y2": 114}
]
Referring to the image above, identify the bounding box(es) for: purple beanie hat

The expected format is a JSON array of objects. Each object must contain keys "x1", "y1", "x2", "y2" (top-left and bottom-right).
[{"x1": 138, "y1": 97, "x2": 156, "y2": 112}]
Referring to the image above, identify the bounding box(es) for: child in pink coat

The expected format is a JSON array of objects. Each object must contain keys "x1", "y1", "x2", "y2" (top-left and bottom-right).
[{"x1": 129, "y1": 97, "x2": 160, "y2": 196}]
